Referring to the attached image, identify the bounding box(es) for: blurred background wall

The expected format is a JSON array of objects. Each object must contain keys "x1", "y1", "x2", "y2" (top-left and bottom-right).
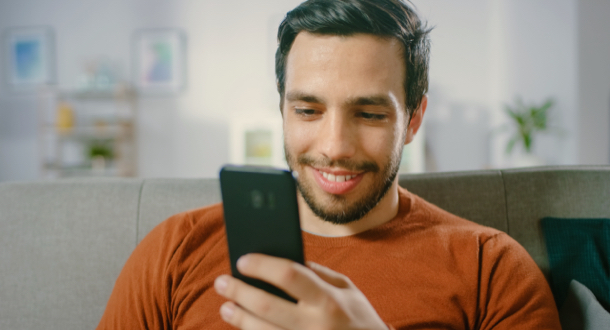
[{"x1": 0, "y1": 0, "x2": 608, "y2": 181}]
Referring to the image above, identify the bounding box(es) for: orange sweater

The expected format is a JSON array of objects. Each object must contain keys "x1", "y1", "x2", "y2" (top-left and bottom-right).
[{"x1": 97, "y1": 188, "x2": 560, "y2": 329}]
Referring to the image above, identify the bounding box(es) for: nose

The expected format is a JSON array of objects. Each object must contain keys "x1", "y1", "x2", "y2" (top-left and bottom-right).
[{"x1": 318, "y1": 110, "x2": 357, "y2": 161}]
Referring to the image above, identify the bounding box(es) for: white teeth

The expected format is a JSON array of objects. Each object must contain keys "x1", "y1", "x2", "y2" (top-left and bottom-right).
[{"x1": 319, "y1": 171, "x2": 355, "y2": 182}]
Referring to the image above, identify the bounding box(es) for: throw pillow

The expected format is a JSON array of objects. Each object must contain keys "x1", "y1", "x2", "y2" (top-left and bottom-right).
[
  {"x1": 560, "y1": 279, "x2": 610, "y2": 330},
  {"x1": 541, "y1": 217, "x2": 610, "y2": 311}
]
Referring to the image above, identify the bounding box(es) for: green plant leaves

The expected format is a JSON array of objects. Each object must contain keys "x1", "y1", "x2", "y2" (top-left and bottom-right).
[
  {"x1": 87, "y1": 139, "x2": 114, "y2": 159},
  {"x1": 504, "y1": 97, "x2": 554, "y2": 155}
]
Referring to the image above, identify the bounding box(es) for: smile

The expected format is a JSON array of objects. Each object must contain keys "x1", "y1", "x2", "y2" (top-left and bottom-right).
[
  {"x1": 311, "y1": 168, "x2": 364, "y2": 195},
  {"x1": 319, "y1": 171, "x2": 357, "y2": 182}
]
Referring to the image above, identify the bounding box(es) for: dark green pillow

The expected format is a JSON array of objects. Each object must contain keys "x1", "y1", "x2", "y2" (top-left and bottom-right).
[{"x1": 541, "y1": 217, "x2": 610, "y2": 311}]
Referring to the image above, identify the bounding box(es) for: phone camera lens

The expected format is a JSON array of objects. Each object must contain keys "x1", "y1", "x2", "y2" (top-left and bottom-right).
[{"x1": 251, "y1": 190, "x2": 264, "y2": 209}]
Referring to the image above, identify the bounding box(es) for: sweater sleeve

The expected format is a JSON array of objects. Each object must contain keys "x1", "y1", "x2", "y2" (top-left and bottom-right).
[{"x1": 476, "y1": 233, "x2": 561, "y2": 330}]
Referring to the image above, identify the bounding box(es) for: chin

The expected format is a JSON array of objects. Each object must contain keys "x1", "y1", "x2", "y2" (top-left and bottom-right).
[
  {"x1": 296, "y1": 168, "x2": 398, "y2": 225},
  {"x1": 285, "y1": 141, "x2": 402, "y2": 225}
]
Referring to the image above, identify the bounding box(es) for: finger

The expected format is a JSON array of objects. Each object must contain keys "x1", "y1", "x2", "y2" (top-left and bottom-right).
[
  {"x1": 214, "y1": 274, "x2": 297, "y2": 327},
  {"x1": 219, "y1": 301, "x2": 285, "y2": 330},
  {"x1": 307, "y1": 261, "x2": 351, "y2": 289},
  {"x1": 237, "y1": 254, "x2": 326, "y2": 302}
]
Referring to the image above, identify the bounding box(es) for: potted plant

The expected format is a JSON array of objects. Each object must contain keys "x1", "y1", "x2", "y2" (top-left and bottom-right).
[
  {"x1": 504, "y1": 97, "x2": 554, "y2": 166},
  {"x1": 87, "y1": 139, "x2": 114, "y2": 171}
]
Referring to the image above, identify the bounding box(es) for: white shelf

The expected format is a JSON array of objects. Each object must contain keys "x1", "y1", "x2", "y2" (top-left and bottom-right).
[{"x1": 38, "y1": 87, "x2": 138, "y2": 178}]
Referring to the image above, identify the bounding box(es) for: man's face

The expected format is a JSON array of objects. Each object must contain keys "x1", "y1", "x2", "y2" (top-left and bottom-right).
[{"x1": 282, "y1": 32, "x2": 409, "y2": 224}]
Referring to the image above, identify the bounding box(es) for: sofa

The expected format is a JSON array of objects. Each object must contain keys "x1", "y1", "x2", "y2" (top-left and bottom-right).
[{"x1": 1, "y1": 165, "x2": 609, "y2": 329}]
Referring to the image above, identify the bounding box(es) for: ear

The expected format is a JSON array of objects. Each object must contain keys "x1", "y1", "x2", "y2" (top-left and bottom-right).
[{"x1": 404, "y1": 95, "x2": 427, "y2": 145}]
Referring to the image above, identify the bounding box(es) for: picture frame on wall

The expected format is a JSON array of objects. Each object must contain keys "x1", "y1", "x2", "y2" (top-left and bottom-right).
[
  {"x1": 3, "y1": 26, "x2": 55, "y2": 90},
  {"x1": 132, "y1": 29, "x2": 186, "y2": 95},
  {"x1": 229, "y1": 115, "x2": 287, "y2": 169}
]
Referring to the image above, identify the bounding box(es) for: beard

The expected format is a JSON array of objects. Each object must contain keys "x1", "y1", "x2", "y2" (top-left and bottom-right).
[{"x1": 284, "y1": 143, "x2": 403, "y2": 225}]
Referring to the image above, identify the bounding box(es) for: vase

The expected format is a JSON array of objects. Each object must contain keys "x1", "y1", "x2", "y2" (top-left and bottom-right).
[{"x1": 511, "y1": 153, "x2": 545, "y2": 168}]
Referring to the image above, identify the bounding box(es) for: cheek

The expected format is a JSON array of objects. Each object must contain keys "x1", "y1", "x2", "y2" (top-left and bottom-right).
[
  {"x1": 360, "y1": 126, "x2": 403, "y2": 158},
  {"x1": 283, "y1": 117, "x2": 315, "y2": 154}
]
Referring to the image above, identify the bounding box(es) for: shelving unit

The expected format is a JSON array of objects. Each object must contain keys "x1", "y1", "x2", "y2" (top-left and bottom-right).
[{"x1": 38, "y1": 85, "x2": 137, "y2": 178}]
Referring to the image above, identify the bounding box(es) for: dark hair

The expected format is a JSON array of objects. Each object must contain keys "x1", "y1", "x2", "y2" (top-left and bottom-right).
[{"x1": 275, "y1": 0, "x2": 431, "y2": 119}]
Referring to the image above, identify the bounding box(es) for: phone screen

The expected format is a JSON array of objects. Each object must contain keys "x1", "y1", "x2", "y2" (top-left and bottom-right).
[{"x1": 220, "y1": 165, "x2": 304, "y2": 302}]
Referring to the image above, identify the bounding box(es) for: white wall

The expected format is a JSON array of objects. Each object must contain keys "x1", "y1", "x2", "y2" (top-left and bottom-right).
[
  {"x1": 491, "y1": 0, "x2": 578, "y2": 167},
  {"x1": 0, "y1": 0, "x2": 300, "y2": 180},
  {"x1": 418, "y1": 0, "x2": 578, "y2": 171},
  {"x1": 416, "y1": 1, "x2": 495, "y2": 171},
  {"x1": 578, "y1": 0, "x2": 610, "y2": 164},
  {"x1": 0, "y1": 0, "x2": 606, "y2": 181}
]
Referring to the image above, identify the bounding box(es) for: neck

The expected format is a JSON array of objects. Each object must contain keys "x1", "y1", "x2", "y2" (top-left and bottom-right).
[{"x1": 299, "y1": 179, "x2": 401, "y2": 237}]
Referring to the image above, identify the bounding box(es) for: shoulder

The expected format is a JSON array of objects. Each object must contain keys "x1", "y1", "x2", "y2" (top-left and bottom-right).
[
  {"x1": 399, "y1": 187, "x2": 503, "y2": 244},
  {"x1": 404, "y1": 191, "x2": 560, "y2": 327},
  {"x1": 387, "y1": 188, "x2": 560, "y2": 328},
  {"x1": 119, "y1": 203, "x2": 226, "y2": 277},
  {"x1": 399, "y1": 186, "x2": 546, "y2": 271},
  {"x1": 139, "y1": 203, "x2": 226, "y2": 258},
  {"x1": 101, "y1": 203, "x2": 225, "y2": 294},
  {"x1": 153, "y1": 202, "x2": 225, "y2": 238},
  {"x1": 396, "y1": 188, "x2": 542, "y2": 274},
  {"x1": 97, "y1": 203, "x2": 227, "y2": 328},
  {"x1": 475, "y1": 230, "x2": 561, "y2": 328}
]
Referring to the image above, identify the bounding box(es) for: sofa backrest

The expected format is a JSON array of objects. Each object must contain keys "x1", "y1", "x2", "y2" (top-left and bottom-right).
[{"x1": 1, "y1": 165, "x2": 609, "y2": 330}]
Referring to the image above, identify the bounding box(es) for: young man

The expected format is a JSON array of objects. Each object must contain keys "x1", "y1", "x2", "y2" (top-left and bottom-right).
[{"x1": 97, "y1": 1, "x2": 561, "y2": 329}]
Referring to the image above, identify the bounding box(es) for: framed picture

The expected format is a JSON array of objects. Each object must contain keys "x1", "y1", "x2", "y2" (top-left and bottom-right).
[
  {"x1": 133, "y1": 29, "x2": 186, "y2": 94},
  {"x1": 230, "y1": 115, "x2": 287, "y2": 169},
  {"x1": 3, "y1": 26, "x2": 55, "y2": 90}
]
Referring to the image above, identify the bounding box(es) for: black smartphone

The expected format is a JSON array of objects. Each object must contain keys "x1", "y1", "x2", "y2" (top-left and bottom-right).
[{"x1": 219, "y1": 164, "x2": 304, "y2": 302}]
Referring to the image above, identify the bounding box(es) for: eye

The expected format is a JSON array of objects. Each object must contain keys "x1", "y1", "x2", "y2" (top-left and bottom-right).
[
  {"x1": 295, "y1": 108, "x2": 317, "y2": 116},
  {"x1": 359, "y1": 112, "x2": 387, "y2": 121}
]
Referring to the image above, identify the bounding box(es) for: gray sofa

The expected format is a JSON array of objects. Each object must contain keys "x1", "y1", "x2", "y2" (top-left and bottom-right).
[{"x1": 1, "y1": 165, "x2": 609, "y2": 329}]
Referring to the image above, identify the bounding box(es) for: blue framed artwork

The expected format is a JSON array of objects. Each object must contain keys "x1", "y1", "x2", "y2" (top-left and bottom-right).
[
  {"x1": 4, "y1": 26, "x2": 55, "y2": 90},
  {"x1": 133, "y1": 29, "x2": 186, "y2": 94}
]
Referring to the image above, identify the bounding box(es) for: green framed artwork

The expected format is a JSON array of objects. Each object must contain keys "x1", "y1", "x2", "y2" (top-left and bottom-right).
[{"x1": 132, "y1": 29, "x2": 186, "y2": 95}]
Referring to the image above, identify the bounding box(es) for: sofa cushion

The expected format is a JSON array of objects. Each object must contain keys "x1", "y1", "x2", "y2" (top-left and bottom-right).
[
  {"x1": 542, "y1": 217, "x2": 610, "y2": 311},
  {"x1": 0, "y1": 179, "x2": 142, "y2": 330},
  {"x1": 560, "y1": 280, "x2": 610, "y2": 330}
]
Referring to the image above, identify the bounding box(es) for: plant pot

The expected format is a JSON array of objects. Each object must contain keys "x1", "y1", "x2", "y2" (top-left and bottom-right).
[
  {"x1": 91, "y1": 156, "x2": 106, "y2": 172},
  {"x1": 511, "y1": 153, "x2": 545, "y2": 168}
]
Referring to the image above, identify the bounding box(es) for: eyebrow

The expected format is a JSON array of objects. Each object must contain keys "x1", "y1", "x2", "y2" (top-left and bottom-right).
[
  {"x1": 285, "y1": 91, "x2": 393, "y2": 108},
  {"x1": 285, "y1": 91, "x2": 325, "y2": 104},
  {"x1": 345, "y1": 95, "x2": 393, "y2": 107}
]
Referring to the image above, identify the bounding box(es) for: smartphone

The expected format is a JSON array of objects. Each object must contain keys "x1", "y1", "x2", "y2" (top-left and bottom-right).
[{"x1": 219, "y1": 165, "x2": 304, "y2": 302}]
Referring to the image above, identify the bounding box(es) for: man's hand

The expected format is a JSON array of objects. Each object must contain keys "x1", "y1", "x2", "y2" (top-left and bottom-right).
[{"x1": 214, "y1": 253, "x2": 388, "y2": 330}]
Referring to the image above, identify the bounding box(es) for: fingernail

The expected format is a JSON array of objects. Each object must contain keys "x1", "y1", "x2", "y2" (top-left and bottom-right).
[
  {"x1": 237, "y1": 255, "x2": 249, "y2": 270},
  {"x1": 214, "y1": 276, "x2": 228, "y2": 294},
  {"x1": 220, "y1": 303, "x2": 234, "y2": 320}
]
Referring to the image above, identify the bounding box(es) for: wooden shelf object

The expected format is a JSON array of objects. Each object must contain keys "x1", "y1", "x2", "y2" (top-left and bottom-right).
[{"x1": 38, "y1": 86, "x2": 138, "y2": 178}]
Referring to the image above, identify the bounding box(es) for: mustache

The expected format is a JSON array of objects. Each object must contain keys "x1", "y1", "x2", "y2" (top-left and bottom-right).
[{"x1": 297, "y1": 154, "x2": 379, "y2": 173}]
